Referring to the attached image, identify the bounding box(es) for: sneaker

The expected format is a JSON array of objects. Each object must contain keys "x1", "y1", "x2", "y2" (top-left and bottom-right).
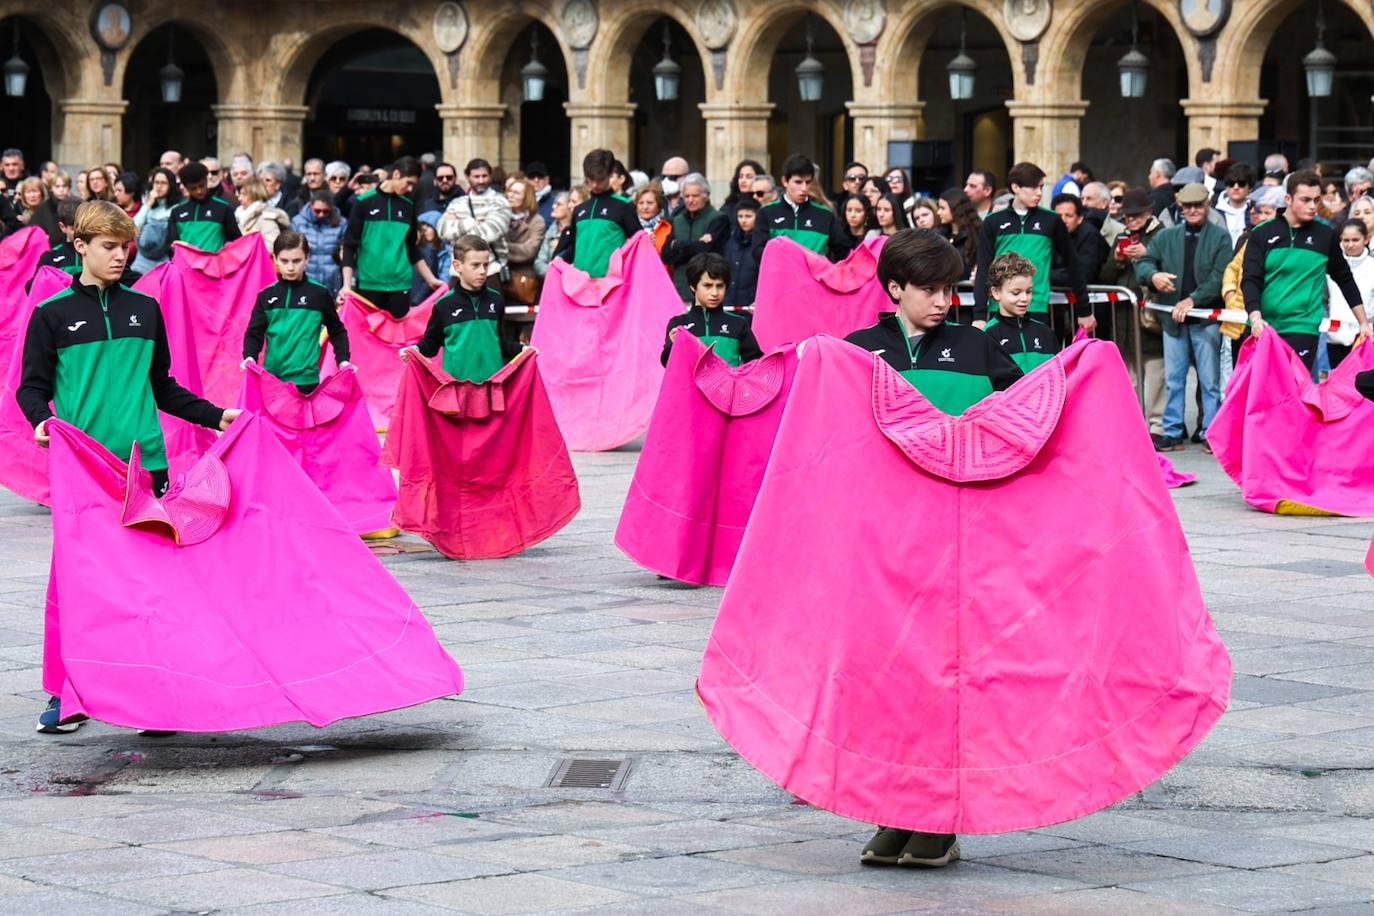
[
  {"x1": 860, "y1": 827, "x2": 913, "y2": 866},
  {"x1": 36, "y1": 696, "x2": 84, "y2": 734},
  {"x1": 898, "y1": 831, "x2": 961, "y2": 868},
  {"x1": 1154, "y1": 435, "x2": 1185, "y2": 452},
  {"x1": 1190, "y1": 428, "x2": 1205, "y2": 444}
]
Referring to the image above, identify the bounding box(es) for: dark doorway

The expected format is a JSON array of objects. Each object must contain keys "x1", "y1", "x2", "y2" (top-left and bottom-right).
[
  {"x1": 506, "y1": 22, "x2": 571, "y2": 187},
  {"x1": 0, "y1": 18, "x2": 56, "y2": 166},
  {"x1": 122, "y1": 24, "x2": 218, "y2": 169}
]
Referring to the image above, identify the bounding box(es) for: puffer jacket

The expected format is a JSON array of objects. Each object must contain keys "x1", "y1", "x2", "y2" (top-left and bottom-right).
[{"x1": 290, "y1": 207, "x2": 348, "y2": 296}]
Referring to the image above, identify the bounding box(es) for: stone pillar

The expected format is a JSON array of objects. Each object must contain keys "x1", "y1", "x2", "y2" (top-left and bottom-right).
[
  {"x1": 212, "y1": 104, "x2": 309, "y2": 165},
  {"x1": 564, "y1": 103, "x2": 636, "y2": 179},
  {"x1": 55, "y1": 98, "x2": 128, "y2": 172},
  {"x1": 1005, "y1": 100, "x2": 1090, "y2": 173},
  {"x1": 846, "y1": 102, "x2": 925, "y2": 177},
  {"x1": 699, "y1": 103, "x2": 774, "y2": 194},
  {"x1": 437, "y1": 104, "x2": 507, "y2": 173},
  {"x1": 1181, "y1": 99, "x2": 1268, "y2": 156}
]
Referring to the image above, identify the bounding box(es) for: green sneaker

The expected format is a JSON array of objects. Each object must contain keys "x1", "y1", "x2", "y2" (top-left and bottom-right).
[
  {"x1": 898, "y1": 831, "x2": 960, "y2": 868},
  {"x1": 860, "y1": 827, "x2": 912, "y2": 866}
]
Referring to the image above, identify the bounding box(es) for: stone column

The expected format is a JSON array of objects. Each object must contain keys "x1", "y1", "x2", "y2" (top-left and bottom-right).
[
  {"x1": 1005, "y1": 100, "x2": 1090, "y2": 173},
  {"x1": 212, "y1": 104, "x2": 309, "y2": 165},
  {"x1": 437, "y1": 104, "x2": 507, "y2": 173},
  {"x1": 55, "y1": 98, "x2": 128, "y2": 173},
  {"x1": 846, "y1": 102, "x2": 925, "y2": 177},
  {"x1": 1181, "y1": 100, "x2": 1268, "y2": 156},
  {"x1": 564, "y1": 103, "x2": 637, "y2": 178},
  {"x1": 699, "y1": 103, "x2": 774, "y2": 193}
]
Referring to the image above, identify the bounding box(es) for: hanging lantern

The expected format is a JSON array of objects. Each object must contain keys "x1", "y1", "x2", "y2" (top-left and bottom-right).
[
  {"x1": 3, "y1": 26, "x2": 28, "y2": 98},
  {"x1": 1304, "y1": 0, "x2": 1336, "y2": 98},
  {"x1": 947, "y1": 10, "x2": 976, "y2": 101},
  {"x1": 160, "y1": 27, "x2": 183, "y2": 104},
  {"x1": 1118, "y1": 1, "x2": 1149, "y2": 98},
  {"x1": 652, "y1": 23, "x2": 681, "y2": 102},
  {"x1": 795, "y1": 16, "x2": 824, "y2": 102},
  {"x1": 521, "y1": 31, "x2": 548, "y2": 103}
]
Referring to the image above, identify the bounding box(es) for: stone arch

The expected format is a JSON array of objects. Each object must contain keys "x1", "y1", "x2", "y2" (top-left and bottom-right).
[
  {"x1": 1035, "y1": 0, "x2": 1201, "y2": 103},
  {"x1": 1212, "y1": 0, "x2": 1374, "y2": 101},
  {"x1": 727, "y1": 0, "x2": 860, "y2": 103},
  {"x1": 585, "y1": 0, "x2": 714, "y2": 106},
  {"x1": 874, "y1": 0, "x2": 1021, "y2": 102},
  {"x1": 275, "y1": 19, "x2": 448, "y2": 110},
  {"x1": 110, "y1": 10, "x2": 241, "y2": 104},
  {"x1": 0, "y1": 6, "x2": 82, "y2": 100},
  {"x1": 460, "y1": 5, "x2": 574, "y2": 106}
]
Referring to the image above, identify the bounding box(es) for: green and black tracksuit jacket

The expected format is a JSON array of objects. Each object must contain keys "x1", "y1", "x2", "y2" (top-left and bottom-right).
[
  {"x1": 17, "y1": 280, "x2": 223, "y2": 471},
  {"x1": 845, "y1": 314, "x2": 1022, "y2": 416},
  {"x1": 661, "y1": 305, "x2": 763, "y2": 368},
  {"x1": 554, "y1": 191, "x2": 642, "y2": 279},
  {"x1": 974, "y1": 206, "x2": 1087, "y2": 322},
  {"x1": 167, "y1": 194, "x2": 241, "y2": 252},
  {"x1": 341, "y1": 190, "x2": 422, "y2": 293},
  {"x1": 1241, "y1": 215, "x2": 1363, "y2": 335},
  {"x1": 243, "y1": 278, "x2": 350, "y2": 388},
  {"x1": 758, "y1": 197, "x2": 848, "y2": 261},
  {"x1": 37, "y1": 241, "x2": 82, "y2": 276},
  {"x1": 416, "y1": 284, "x2": 520, "y2": 382},
  {"x1": 984, "y1": 313, "x2": 1059, "y2": 372}
]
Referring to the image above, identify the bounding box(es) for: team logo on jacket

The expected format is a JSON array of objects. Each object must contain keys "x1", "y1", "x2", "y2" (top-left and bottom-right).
[
  {"x1": 773, "y1": 216, "x2": 787, "y2": 224},
  {"x1": 999, "y1": 337, "x2": 1010, "y2": 346},
  {"x1": 939, "y1": 348, "x2": 954, "y2": 362},
  {"x1": 804, "y1": 219, "x2": 812, "y2": 227},
  {"x1": 67, "y1": 321, "x2": 86, "y2": 332},
  {"x1": 369, "y1": 208, "x2": 381, "y2": 216},
  {"x1": 128, "y1": 315, "x2": 141, "y2": 327},
  {"x1": 1033, "y1": 339, "x2": 1042, "y2": 349},
  {"x1": 267, "y1": 296, "x2": 278, "y2": 304}
]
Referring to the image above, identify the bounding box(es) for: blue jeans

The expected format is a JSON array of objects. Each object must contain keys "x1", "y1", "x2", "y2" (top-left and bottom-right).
[{"x1": 1162, "y1": 319, "x2": 1221, "y2": 438}]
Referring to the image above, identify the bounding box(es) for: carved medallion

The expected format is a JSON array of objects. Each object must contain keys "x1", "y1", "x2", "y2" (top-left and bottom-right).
[
  {"x1": 561, "y1": 0, "x2": 599, "y2": 50},
  {"x1": 90, "y1": 3, "x2": 133, "y2": 52},
  {"x1": 843, "y1": 0, "x2": 886, "y2": 45},
  {"x1": 432, "y1": 2, "x2": 468, "y2": 55},
  {"x1": 1179, "y1": 0, "x2": 1229, "y2": 38},
  {"x1": 697, "y1": 0, "x2": 738, "y2": 50},
  {"x1": 1003, "y1": 0, "x2": 1051, "y2": 44}
]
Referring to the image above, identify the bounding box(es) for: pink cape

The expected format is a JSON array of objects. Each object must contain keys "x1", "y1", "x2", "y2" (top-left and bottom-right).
[
  {"x1": 332, "y1": 286, "x2": 443, "y2": 431},
  {"x1": 751, "y1": 235, "x2": 890, "y2": 350},
  {"x1": 149, "y1": 237, "x2": 279, "y2": 407},
  {"x1": 697, "y1": 336, "x2": 1230, "y2": 834},
  {"x1": 42, "y1": 414, "x2": 462, "y2": 731},
  {"x1": 380, "y1": 349, "x2": 580, "y2": 559},
  {"x1": 615, "y1": 334, "x2": 798, "y2": 585},
  {"x1": 237, "y1": 363, "x2": 397, "y2": 534},
  {"x1": 528, "y1": 233, "x2": 681, "y2": 451},
  {"x1": 1158, "y1": 453, "x2": 1196, "y2": 488},
  {"x1": 0, "y1": 268, "x2": 213, "y2": 505},
  {"x1": 1208, "y1": 332, "x2": 1374, "y2": 515}
]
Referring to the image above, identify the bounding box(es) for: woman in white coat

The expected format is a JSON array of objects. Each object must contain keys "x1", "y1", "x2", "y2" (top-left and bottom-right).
[{"x1": 1326, "y1": 218, "x2": 1374, "y2": 369}]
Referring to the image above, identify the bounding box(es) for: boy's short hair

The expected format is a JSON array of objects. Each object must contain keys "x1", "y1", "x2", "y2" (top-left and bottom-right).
[
  {"x1": 1286, "y1": 168, "x2": 1322, "y2": 196},
  {"x1": 734, "y1": 196, "x2": 760, "y2": 213},
  {"x1": 454, "y1": 234, "x2": 492, "y2": 261},
  {"x1": 55, "y1": 196, "x2": 82, "y2": 227},
  {"x1": 987, "y1": 252, "x2": 1036, "y2": 290},
  {"x1": 391, "y1": 156, "x2": 422, "y2": 179},
  {"x1": 273, "y1": 230, "x2": 310, "y2": 257},
  {"x1": 179, "y1": 161, "x2": 209, "y2": 186},
  {"x1": 781, "y1": 154, "x2": 816, "y2": 181},
  {"x1": 685, "y1": 252, "x2": 730, "y2": 290},
  {"x1": 73, "y1": 200, "x2": 135, "y2": 243},
  {"x1": 1007, "y1": 162, "x2": 1046, "y2": 191},
  {"x1": 876, "y1": 229, "x2": 964, "y2": 301},
  {"x1": 583, "y1": 149, "x2": 615, "y2": 181}
]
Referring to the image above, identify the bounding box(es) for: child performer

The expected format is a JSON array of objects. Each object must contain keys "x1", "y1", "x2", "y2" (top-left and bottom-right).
[
  {"x1": 402, "y1": 235, "x2": 520, "y2": 381},
  {"x1": 661, "y1": 252, "x2": 763, "y2": 368},
  {"x1": 983, "y1": 252, "x2": 1059, "y2": 373}
]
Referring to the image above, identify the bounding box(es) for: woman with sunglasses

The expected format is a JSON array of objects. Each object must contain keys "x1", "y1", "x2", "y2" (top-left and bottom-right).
[
  {"x1": 1107, "y1": 180, "x2": 1128, "y2": 221},
  {"x1": 290, "y1": 190, "x2": 349, "y2": 296}
]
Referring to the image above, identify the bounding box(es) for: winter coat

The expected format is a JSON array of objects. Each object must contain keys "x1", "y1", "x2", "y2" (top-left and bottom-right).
[
  {"x1": 506, "y1": 212, "x2": 547, "y2": 269},
  {"x1": 238, "y1": 200, "x2": 291, "y2": 254},
  {"x1": 290, "y1": 207, "x2": 348, "y2": 296}
]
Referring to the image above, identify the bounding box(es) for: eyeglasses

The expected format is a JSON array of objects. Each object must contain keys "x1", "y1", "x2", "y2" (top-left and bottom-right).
[
  {"x1": 885, "y1": 176, "x2": 904, "y2": 184},
  {"x1": 844, "y1": 173, "x2": 866, "y2": 182},
  {"x1": 206, "y1": 170, "x2": 221, "y2": 177},
  {"x1": 1180, "y1": 202, "x2": 1207, "y2": 210},
  {"x1": 327, "y1": 175, "x2": 347, "y2": 182},
  {"x1": 1227, "y1": 180, "x2": 1251, "y2": 188},
  {"x1": 661, "y1": 173, "x2": 686, "y2": 182},
  {"x1": 311, "y1": 208, "x2": 331, "y2": 217},
  {"x1": 435, "y1": 174, "x2": 456, "y2": 182},
  {"x1": 752, "y1": 191, "x2": 769, "y2": 198},
  {"x1": 1111, "y1": 194, "x2": 1124, "y2": 202}
]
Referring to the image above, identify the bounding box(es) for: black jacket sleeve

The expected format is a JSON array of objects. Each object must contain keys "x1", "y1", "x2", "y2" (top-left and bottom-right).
[
  {"x1": 415, "y1": 301, "x2": 445, "y2": 358},
  {"x1": 826, "y1": 215, "x2": 853, "y2": 263},
  {"x1": 618, "y1": 204, "x2": 642, "y2": 244},
  {"x1": 221, "y1": 202, "x2": 241, "y2": 242},
  {"x1": 1327, "y1": 227, "x2": 1365, "y2": 316},
  {"x1": 16, "y1": 307, "x2": 57, "y2": 427},
  {"x1": 321, "y1": 300, "x2": 350, "y2": 363},
  {"x1": 242, "y1": 292, "x2": 269, "y2": 361},
  {"x1": 150, "y1": 310, "x2": 224, "y2": 428},
  {"x1": 340, "y1": 200, "x2": 364, "y2": 271},
  {"x1": 405, "y1": 209, "x2": 422, "y2": 267},
  {"x1": 972, "y1": 219, "x2": 997, "y2": 322},
  {"x1": 165, "y1": 211, "x2": 181, "y2": 247},
  {"x1": 1240, "y1": 229, "x2": 1268, "y2": 314},
  {"x1": 0, "y1": 196, "x2": 21, "y2": 235},
  {"x1": 661, "y1": 314, "x2": 685, "y2": 367},
  {"x1": 493, "y1": 291, "x2": 520, "y2": 360},
  {"x1": 986, "y1": 335, "x2": 1025, "y2": 391},
  {"x1": 554, "y1": 216, "x2": 576, "y2": 264},
  {"x1": 738, "y1": 314, "x2": 764, "y2": 363},
  {"x1": 1052, "y1": 218, "x2": 1089, "y2": 317}
]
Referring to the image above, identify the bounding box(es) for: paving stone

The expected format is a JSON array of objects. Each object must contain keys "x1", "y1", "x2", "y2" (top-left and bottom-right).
[
  {"x1": 151, "y1": 830, "x2": 372, "y2": 865},
  {"x1": 572, "y1": 818, "x2": 807, "y2": 856},
  {"x1": 265, "y1": 847, "x2": 509, "y2": 890},
  {"x1": 548, "y1": 854, "x2": 786, "y2": 897},
  {"x1": 1121, "y1": 828, "x2": 1363, "y2": 868},
  {"x1": 1275, "y1": 854, "x2": 1374, "y2": 890},
  {"x1": 95, "y1": 867, "x2": 347, "y2": 910},
  {"x1": 435, "y1": 833, "x2": 650, "y2": 871},
  {"x1": 1122, "y1": 869, "x2": 1374, "y2": 912},
  {"x1": 0, "y1": 845, "x2": 222, "y2": 887},
  {"x1": 383, "y1": 872, "x2": 636, "y2": 913},
  {"x1": 679, "y1": 877, "x2": 922, "y2": 914},
  {"x1": 47, "y1": 806, "x2": 289, "y2": 844}
]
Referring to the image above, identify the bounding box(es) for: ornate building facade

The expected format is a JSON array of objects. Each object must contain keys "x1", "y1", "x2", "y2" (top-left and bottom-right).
[{"x1": 3, "y1": 0, "x2": 1371, "y2": 190}]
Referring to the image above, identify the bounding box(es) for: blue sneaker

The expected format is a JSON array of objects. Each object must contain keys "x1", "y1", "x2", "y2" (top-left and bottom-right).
[{"x1": 36, "y1": 696, "x2": 84, "y2": 734}]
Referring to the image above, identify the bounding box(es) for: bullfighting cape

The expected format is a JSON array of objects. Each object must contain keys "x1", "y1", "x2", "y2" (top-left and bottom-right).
[
  {"x1": 1157, "y1": 453, "x2": 1196, "y2": 489},
  {"x1": 1208, "y1": 332, "x2": 1374, "y2": 515},
  {"x1": 529, "y1": 233, "x2": 681, "y2": 451},
  {"x1": 0, "y1": 267, "x2": 213, "y2": 505},
  {"x1": 332, "y1": 286, "x2": 442, "y2": 431},
  {"x1": 751, "y1": 235, "x2": 890, "y2": 350},
  {"x1": 380, "y1": 349, "x2": 580, "y2": 559},
  {"x1": 237, "y1": 363, "x2": 397, "y2": 535},
  {"x1": 615, "y1": 334, "x2": 798, "y2": 585},
  {"x1": 42, "y1": 414, "x2": 462, "y2": 731},
  {"x1": 698, "y1": 336, "x2": 1231, "y2": 834}
]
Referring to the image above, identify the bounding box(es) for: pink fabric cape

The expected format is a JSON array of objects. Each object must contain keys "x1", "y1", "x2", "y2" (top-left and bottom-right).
[
  {"x1": 615, "y1": 334, "x2": 798, "y2": 585},
  {"x1": 528, "y1": 232, "x2": 682, "y2": 451},
  {"x1": 150, "y1": 237, "x2": 279, "y2": 407},
  {"x1": 751, "y1": 235, "x2": 890, "y2": 350},
  {"x1": 0, "y1": 268, "x2": 213, "y2": 505},
  {"x1": 331, "y1": 286, "x2": 443, "y2": 431},
  {"x1": 237, "y1": 363, "x2": 397, "y2": 534},
  {"x1": 697, "y1": 336, "x2": 1231, "y2": 834},
  {"x1": 379, "y1": 349, "x2": 580, "y2": 559},
  {"x1": 1208, "y1": 332, "x2": 1374, "y2": 515},
  {"x1": 42, "y1": 413, "x2": 462, "y2": 731},
  {"x1": 1157, "y1": 453, "x2": 1196, "y2": 489}
]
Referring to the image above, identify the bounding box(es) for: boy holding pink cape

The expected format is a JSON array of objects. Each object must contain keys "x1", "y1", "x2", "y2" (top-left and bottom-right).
[
  {"x1": 403, "y1": 235, "x2": 519, "y2": 381},
  {"x1": 661, "y1": 253, "x2": 762, "y2": 368}
]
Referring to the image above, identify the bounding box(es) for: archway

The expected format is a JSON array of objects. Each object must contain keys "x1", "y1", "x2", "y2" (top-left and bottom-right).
[
  {"x1": 0, "y1": 16, "x2": 61, "y2": 166},
  {"x1": 630, "y1": 17, "x2": 707, "y2": 178},
  {"x1": 766, "y1": 15, "x2": 853, "y2": 194},
  {"x1": 122, "y1": 24, "x2": 218, "y2": 170},
  {"x1": 304, "y1": 30, "x2": 441, "y2": 166},
  {"x1": 500, "y1": 21, "x2": 571, "y2": 186}
]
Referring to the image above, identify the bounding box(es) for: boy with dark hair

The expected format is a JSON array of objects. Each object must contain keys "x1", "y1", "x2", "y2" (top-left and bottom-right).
[
  {"x1": 847, "y1": 229, "x2": 1021, "y2": 418},
  {"x1": 973, "y1": 161, "x2": 1089, "y2": 333},
  {"x1": 404, "y1": 234, "x2": 520, "y2": 381},
  {"x1": 758, "y1": 153, "x2": 850, "y2": 260},
  {"x1": 662, "y1": 252, "x2": 762, "y2": 368},
  {"x1": 723, "y1": 196, "x2": 766, "y2": 309},
  {"x1": 341, "y1": 156, "x2": 445, "y2": 320},
  {"x1": 984, "y1": 252, "x2": 1058, "y2": 372},
  {"x1": 166, "y1": 160, "x2": 241, "y2": 253},
  {"x1": 242, "y1": 230, "x2": 351, "y2": 394},
  {"x1": 34, "y1": 197, "x2": 84, "y2": 276},
  {"x1": 554, "y1": 148, "x2": 642, "y2": 279},
  {"x1": 18, "y1": 201, "x2": 240, "y2": 733}
]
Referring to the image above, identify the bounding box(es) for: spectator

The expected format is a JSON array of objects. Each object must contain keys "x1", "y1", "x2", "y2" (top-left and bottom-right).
[
  {"x1": 909, "y1": 197, "x2": 938, "y2": 230},
  {"x1": 1137, "y1": 182, "x2": 1233, "y2": 450},
  {"x1": 236, "y1": 177, "x2": 291, "y2": 253},
  {"x1": 504, "y1": 175, "x2": 545, "y2": 306},
  {"x1": 1220, "y1": 185, "x2": 1285, "y2": 364},
  {"x1": 438, "y1": 158, "x2": 512, "y2": 281},
  {"x1": 1147, "y1": 158, "x2": 1176, "y2": 217},
  {"x1": 1110, "y1": 187, "x2": 1170, "y2": 435},
  {"x1": 1263, "y1": 152, "x2": 1289, "y2": 183},
  {"x1": 1, "y1": 148, "x2": 27, "y2": 197},
  {"x1": 1081, "y1": 181, "x2": 1125, "y2": 259},
  {"x1": 414, "y1": 212, "x2": 451, "y2": 301},
  {"x1": 324, "y1": 160, "x2": 351, "y2": 209},
  {"x1": 285, "y1": 158, "x2": 326, "y2": 217},
  {"x1": 1351, "y1": 195, "x2": 1374, "y2": 238},
  {"x1": 660, "y1": 156, "x2": 690, "y2": 214},
  {"x1": 1321, "y1": 178, "x2": 1347, "y2": 224},
  {"x1": 422, "y1": 161, "x2": 462, "y2": 215},
  {"x1": 840, "y1": 194, "x2": 877, "y2": 249},
  {"x1": 876, "y1": 193, "x2": 911, "y2": 237},
  {"x1": 1344, "y1": 167, "x2": 1372, "y2": 211},
  {"x1": 751, "y1": 174, "x2": 779, "y2": 206},
  {"x1": 112, "y1": 171, "x2": 141, "y2": 220},
  {"x1": 524, "y1": 161, "x2": 556, "y2": 224},
  {"x1": 1326, "y1": 218, "x2": 1374, "y2": 369},
  {"x1": 723, "y1": 196, "x2": 766, "y2": 308},
  {"x1": 723, "y1": 158, "x2": 766, "y2": 219},
  {"x1": 1195, "y1": 147, "x2": 1221, "y2": 192},
  {"x1": 199, "y1": 157, "x2": 232, "y2": 201},
  {"x1": 14, "y1": 176, "x2": 47, "y2": 225},
  {"x1": 85, "y1": 167, "x2": 113, "y2": 202},
  {"x1": 938, "y1": 189, "x2": 982, "y2": 280},
  {"x1": 1052, "y1": 161, "x2": 1092, "y2": 198},
  {"x1": 1106, "y1": 180, "x2": 1128, "y2": 221},
  {"x1": 290, "y1": 190, "x2": 348, "y2": 296},
  {"x1": 666, "y1": 173, "x2": 728, "y2": 301},
  {"x1": 861, "y1": 176, "x2": 884, "y2": 209},
  {"x1": 158, "y1": 150, "x2": 184, "y2": 174},
  {"x1": 963, "y1": 170, "x2": 997, "y2": 217},
  {"x1": 255, "y1": 161, "x2": 287, "y2": 209},
  {"x1": 1050, "y1": 193, "x2": 1110, "y2": 330},
  {"x1": 1214, "y1": 163, "x2": 1255, "y2": 245},
  {"x1": 132, "y1": 167, "x2": 180, "y2": 274},
  {"x1": 833, "y1": 160, "x2": 868, "y2": 215},
  {"x1": 609, "y1": 159, "x2": 632, "y2": 198},
  {"x1": 883, "y1": 167, "x2": 916, "y2": 220},
  {"x1": 50, "y1": 170, "x2": 72, "y2": 201},
  {"x1": 634, "y1": 183, "x2": 672, "y2": 258},
  {"x1": 534, "y1": 190, "x2": 572, "y2": 278},
  {"x1": 229, "y1": 155, "x2": 254, "y2": 192}
]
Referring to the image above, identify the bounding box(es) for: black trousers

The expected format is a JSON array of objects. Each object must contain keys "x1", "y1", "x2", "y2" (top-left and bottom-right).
[
  {"x1": 1329, "y1": 342, "x2": 1351, "y2": 370},
  {"x1": 1279, "y1": 332, "x2": 1319, "y2": 370},
  {"x1": 150, "y1": 469, "x2": 169, "y2": 497},
  {"x1": 355, "y1": 288, "x2": 411, "y2": 319}
]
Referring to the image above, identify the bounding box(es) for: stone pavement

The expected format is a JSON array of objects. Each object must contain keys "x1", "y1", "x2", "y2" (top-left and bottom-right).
[{"x1": 0, "y1": 444, "x2": 1371, "y2": 914}]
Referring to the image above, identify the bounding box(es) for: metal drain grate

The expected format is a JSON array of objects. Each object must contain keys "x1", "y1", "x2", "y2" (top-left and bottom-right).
[{"x1": 545, "y1": 757, "x2": 632, "y2": 790}]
